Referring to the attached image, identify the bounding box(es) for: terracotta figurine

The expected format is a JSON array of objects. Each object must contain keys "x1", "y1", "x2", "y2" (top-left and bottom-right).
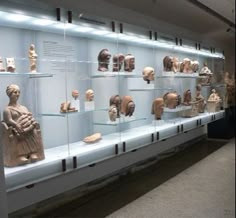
[
  {"x1": 109, "y1": 95, "x2": 122, "y2": 118},
  {"x1": 151, "y1": 98, "x2": 164, "y2": 120},
  {"x1": 142, "y1": 66, "x2": 155, "y2": 84},
  {"x1": 180, "y1": 58, "x2": 192, "y2": 73},
  {"x1": 199, "y1": 62, "x2": 213, "y2": 85},
  {"x1": 182, "y1": 89, "x2": 192, "y2": 106},
  {"x1": 172, "y1": 57, "x2": 180, "y2": 73},
  {"x1": 108, "y1": 105, "x2": 118, "y2": 122},
  {"x1": 83, "y1": 133, "x2": 102, "y2": 143},
  {"x1": 60, "y1": 101, "x2": 77, "y2": 113},
  {"x1": 2, "y1": 84, "x2": 45, "y2": 167},
  {"x1": 163, "y1": 56, "x2": 173, "y2": 72},
  {"x1": 207, "y1": 89, "x2": 222, "y2": 112},
  {"x1": 194, "y1": 84, "x2": 206, "y2": 113},
  {"x1": 28, "y1": 44, "x2": 38, "y2": 73},
  {"x1": 163, "y1": 92, "x2": 178, "y2": 109},
  {"x1": 124, "y1": 54, "x2": 135, "y2": 72},
  {"x1": 191, "y1": 60, "x2": 199, "y2": 73},
  {"x1": 85, "y1": 89, "x2": 94, "y2": 101},
  {"x1": 112, "y1": 53, "x2": 125, "y2": 72},
  {"x1": 6, "y1": 57, "x2": 16, "y2": 72},
  {"x1": 97, "y1": 49, "x2": 111, "y2": 72},
  {"x1": 121, "y1": 95, "x2": 135, "y2": 116}
]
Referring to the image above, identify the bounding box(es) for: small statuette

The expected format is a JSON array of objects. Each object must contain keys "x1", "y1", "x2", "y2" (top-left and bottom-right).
[
  {"x1": 6, "y1": 57, "x2": 16, "y2": 72},
  {"x1": 28, "y1": 44, "x2": 38, "y2": 73}
]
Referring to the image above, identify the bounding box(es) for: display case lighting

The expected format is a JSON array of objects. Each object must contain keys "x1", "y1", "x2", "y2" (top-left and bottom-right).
[
  {"x1": 0, "y1": 10, "x2": 225, "y2": 59},
  {"x1": 7, "y1": 14, "x2": 31, "y2": 22},
  {"x1": 32, "y1": 19, "x2": 56, "y2": 26}
]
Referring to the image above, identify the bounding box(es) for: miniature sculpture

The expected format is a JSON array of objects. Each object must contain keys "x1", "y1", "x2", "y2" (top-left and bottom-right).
[
  {"x1": 151, "y1": 98, "x2": 164, "y2": 120},
  {"x1": 60, "y1": 101, "x2": 77, "y2": 113},
  {"x1": 191, "y1": 60, "x2": 199, "y2": 73},
  {"x1": 194, "y1": 84, "x2": 206, "y2": 113},
  {"x1": 163, "y1": 92, "x2": 178, "y2": 109},
  {"x1": 121, "y1": 96, "x2": 135, "y2": 116},
  {"x1": 199, "y1": 62, "x2": 213, "y2": 85},
  {"x1": 163, "y1": 56, "x2": 173, "y2": 72},
  {"x1": 109, "y1": 95, "x2": 122, "y2": 118},
  {"x1": 182, "y1": 89, "x2": 192, "y2": 106},
  {"x1": 28, "y1": 44, "x2": 38, "y2": 73},
  {"x1": 224, "y1": 72, "x2": 235, "y2": 106},
  {"x1": 83, "y1": 133, "x2": 102, "y2": 143},
  {"x1": 97, "y1": 49, "x2": 111, "y2": 72},
  {"x1": 207, "y1": 89, "x2": 222, "y2": 112},
  {"x1": 6, "y1": 57, "x2": 16, "y2": 72},
  {"x1": 108, "y1": 105, "x2": 118, "y2": 122},
  {"x1": 142, "y1": 67, "x2": 155, "y2": 84},
  {"x1": 180, "y1": 58, "x2": 192, "y2": 73},
  {"x1": 0, "y1": 57, "x2": 6, "y2": 71},
  {"x1": 112, "y1": 53, "x2": 125, "y2": 72},
  {"x1": 172, "y1": 57, "x2": 180, "y2": 73},
  {"x1": 124, "y1": 54, "x2": 135, "y2": 72},
  {"x1": 85, "y1": 89, "x2": 94, "y2": 101},
  {"x1": 2, "y1": 84, "x2": 45, "y2": 167},
  {"x1": 71, "y1": 89, "x2": 80, "y2": 110}
]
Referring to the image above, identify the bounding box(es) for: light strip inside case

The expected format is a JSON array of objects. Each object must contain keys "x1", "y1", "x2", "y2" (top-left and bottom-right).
[{"x1": 0, "y1": 10, "x2": 225, "y2": 59}]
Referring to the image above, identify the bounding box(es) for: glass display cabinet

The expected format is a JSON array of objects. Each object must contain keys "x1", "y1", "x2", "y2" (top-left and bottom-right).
[{"x1": 0, "y1": 0, "x2": 225, "y2": 214}]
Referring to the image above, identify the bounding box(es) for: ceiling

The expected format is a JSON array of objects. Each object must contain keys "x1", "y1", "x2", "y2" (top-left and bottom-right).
[{"x1": 103, "y1": 0, "x2": 235, "y2": 44}]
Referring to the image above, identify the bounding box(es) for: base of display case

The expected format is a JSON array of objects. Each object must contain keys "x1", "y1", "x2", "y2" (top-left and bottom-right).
[{"x1": 208, "y1": 106, "x2": 235, "y2": 139}]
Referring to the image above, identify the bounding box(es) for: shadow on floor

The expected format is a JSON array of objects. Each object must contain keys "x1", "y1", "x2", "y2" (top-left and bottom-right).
[{"x1": 10, "y1": 138, "x2": 230, "y2": 218}]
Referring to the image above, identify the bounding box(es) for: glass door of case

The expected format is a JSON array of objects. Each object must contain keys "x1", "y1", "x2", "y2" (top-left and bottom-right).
[
  {"x1": 62, "y1": 11, "x2": 122, "y2": 168},
  {"x1": 0, "y1": 5, "x2": 71, "y2": 190},
  {"x1": 115, "y1": 23, "x2": 156, "y2": 152}
]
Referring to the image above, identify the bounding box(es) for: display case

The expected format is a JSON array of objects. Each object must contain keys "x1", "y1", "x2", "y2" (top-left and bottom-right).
[{"x1": 0, "y1": 0, "x2": 226, "y2": 214}]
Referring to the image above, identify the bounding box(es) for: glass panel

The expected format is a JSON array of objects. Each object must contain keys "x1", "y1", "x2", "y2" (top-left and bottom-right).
[
  {"x1": 0, "y1": 5, "x2": 70, "y2": 190},
  {"x1": 116, "y1": 22, "x2": 156, "y2": 148},
  {"x1": 63, "y1": 10, "x2": 121, "y2": 167}
]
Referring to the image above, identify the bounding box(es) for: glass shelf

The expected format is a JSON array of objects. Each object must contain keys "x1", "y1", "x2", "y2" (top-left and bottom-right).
[
  {"x1": 0, "y1": 72, "x2": 53, "y2": 78},
  {"x1": 164, "y1": 105, "x2": 192, "y2": 112},
  {"x1": 40, "y1": 108, "x2": 108, "y2": 117},
  {"x1": 129, "y1": 87, "x2": 173, "y2": 91},
  {"x1": 94, "y1": 117, "x2": 147, "y2": 126},
  {"x1": 157, "y1": 72, "x2": 204, "y2": 78},
  {"x1": 92, "y1": 72, "x2": 140, "y2": 78}
]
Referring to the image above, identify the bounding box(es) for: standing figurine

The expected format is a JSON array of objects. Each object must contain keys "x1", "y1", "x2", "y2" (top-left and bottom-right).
[
  {"x1": 194, "y1": 84, "x2": 206, "y2": 113},
  {"x1": 28, "y1": 44, "x2": 38, "y2": 73},
  {"x1": 2, "y1": 84, "x2": 45, "y2": 167}
]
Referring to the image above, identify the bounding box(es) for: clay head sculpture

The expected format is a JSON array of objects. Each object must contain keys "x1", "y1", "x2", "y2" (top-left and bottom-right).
[
  {"x1": 108, "y1": 104, "x2": 118, "y2": 121},
  {"x1": 121, "y1": 95, "x2": 135, "y2": 116},
  {"x1": 163, "y1": 56, "x2": 173, "y2": 72},
  {"x1": 97, "y1": 49, "x2": 111, "y2": 72},
  {"x1": 181, "y1": 58, "x2": 192, "y2": 73},
  {"x1": 72, "y1": 90, "x2": 79, "y2": 100},
  {"x1": 85, "y1": 89, "x2": 94, "y2": 101},
  {"x1": 112, "y1": 53, "x2": 125, "y2": 72},
  {"x1": 142, "y1": 67, "x2": 155, "y2": 83},
  {"x1": 163, "y1": 92, "x2": 178, "y2": 109},
  {"x1": 110, "y1": 95, "x2": 122, "y2": 117},
  {"x1": 2, "y1": 84, "x2": 45, "y2": 167},
  {"x1": 151, "y1": 98, "x2": 164, "y2": 120},
  {"x1": 124, "y1": 54, "x2": 135, "y2": 72},
  {"x1": 28, "y1": 44, "x2": 38, "y2": 73},
  {"x1": 199, "y1": 62, "x2": 213, "y2": 85},
  {"x1": 191, "y1": 60, "x2": 199, "y2": 72},
  {"x1": 172, "y1": 57, "x2": 180, "y2": 73}
]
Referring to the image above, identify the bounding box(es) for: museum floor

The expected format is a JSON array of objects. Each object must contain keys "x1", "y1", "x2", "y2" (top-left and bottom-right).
[{"x1": 10, "y1": 137, "x2": 235, "y2": 218}]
